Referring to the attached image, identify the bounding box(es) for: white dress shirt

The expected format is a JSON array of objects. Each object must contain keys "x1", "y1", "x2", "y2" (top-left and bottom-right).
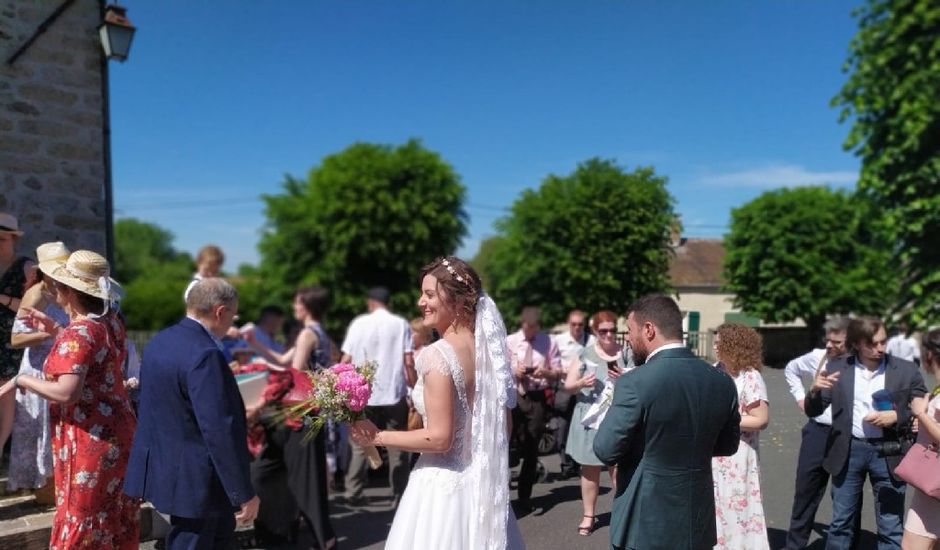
[
  {"x1": 886, "y1": 334, "x2": 920, "y2": 363},
  {"x1": 341, "y1": 308, "x2": 413, "y2": 406},
  {"x1": 553, "y1": 331, "x2": 596, "y2": 368},
  {"x1": 852, "y1": 360, "x2": 886, "y2": 439},
  {"x1": 645, "y1": 342, "x2": 686, "y2": 363},
  {"x1": 784, "y1": 348, "x2": 833, "y2": 425}
]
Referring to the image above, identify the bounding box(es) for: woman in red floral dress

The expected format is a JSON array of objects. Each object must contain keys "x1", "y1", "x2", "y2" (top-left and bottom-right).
[{"x1": 0, "y1": 250, "x2": 138, "y2": 549}]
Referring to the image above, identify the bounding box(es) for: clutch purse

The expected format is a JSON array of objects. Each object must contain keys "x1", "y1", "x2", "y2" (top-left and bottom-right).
[
  {"x1": 407, "y1": 404, "x2": 423, "y2": 430},
  {"x1": 894, "y1": 441, "x2": 940, "y2": 499}
]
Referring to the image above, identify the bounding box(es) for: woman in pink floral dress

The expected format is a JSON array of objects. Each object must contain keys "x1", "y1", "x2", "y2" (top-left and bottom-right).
[
  {"x1": 0, "y1": 250, "x2": 138, "y2": 549},
  {"x1": 712, "y1": 323, "x2": 771, "y2": 550}
]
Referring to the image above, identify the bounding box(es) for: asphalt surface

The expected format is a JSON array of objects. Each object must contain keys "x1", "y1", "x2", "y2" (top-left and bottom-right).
[{"x1": 143, "y1": 365, "x2": 935, "y2": 550}]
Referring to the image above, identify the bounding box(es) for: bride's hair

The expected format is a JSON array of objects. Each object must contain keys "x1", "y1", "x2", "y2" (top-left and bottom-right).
[{"x1": 420, "y1": 256, "x2": 482, "y2": 327}]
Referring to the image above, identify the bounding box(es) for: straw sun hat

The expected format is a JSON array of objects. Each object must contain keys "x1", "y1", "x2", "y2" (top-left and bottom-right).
[
  {"x1": 38, "y1": 249, "x2": 124, "y2": 301},
  {"x1": 36, "y1": 241, "x2": 70, "y2": 264}
]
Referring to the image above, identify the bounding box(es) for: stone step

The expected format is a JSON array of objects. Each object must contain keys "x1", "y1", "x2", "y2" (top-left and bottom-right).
[
  {"x1": 0, "y1": 488, "x2": 169, "y2": 550},
  {"x1": 0, "y1": 491, "x2": 55, "y2": 550}
]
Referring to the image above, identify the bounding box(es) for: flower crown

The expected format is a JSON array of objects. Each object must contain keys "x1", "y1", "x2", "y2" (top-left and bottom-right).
[{"x1": 441, "y1": 258, "x2": 475, "y2": 291}]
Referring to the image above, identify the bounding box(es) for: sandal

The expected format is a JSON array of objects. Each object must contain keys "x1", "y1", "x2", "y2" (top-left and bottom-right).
[{"x1": 577, "y1": 515, "x2": 598, "y2": 536}]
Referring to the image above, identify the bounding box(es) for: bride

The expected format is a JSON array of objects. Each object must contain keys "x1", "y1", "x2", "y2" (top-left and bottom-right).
[{"x1": 351, "y1": 256, "x2": 525, "y2": 550}]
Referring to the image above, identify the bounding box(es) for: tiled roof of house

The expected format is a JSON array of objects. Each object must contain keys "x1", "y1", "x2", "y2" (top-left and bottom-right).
[{"x1": 669, "y1": 238, "x2": 726, "y2": 288}]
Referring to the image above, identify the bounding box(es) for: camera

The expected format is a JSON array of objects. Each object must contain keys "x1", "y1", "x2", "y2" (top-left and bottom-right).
[
  {"x1": 875, "y1": 436, "x2": 913, "y2": 457},
  {"x1": 875, "y1": 417, "x2": 916, "y2": 458}
]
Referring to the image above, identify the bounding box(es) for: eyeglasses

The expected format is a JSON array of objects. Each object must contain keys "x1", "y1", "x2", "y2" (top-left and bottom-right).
[{"x1": 597, "y1": 329, "x2": 617, "y2": 335}]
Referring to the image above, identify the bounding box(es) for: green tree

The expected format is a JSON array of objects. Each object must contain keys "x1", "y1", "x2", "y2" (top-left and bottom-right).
[
  {"x1": 470, "y1": 235, "x2": 505, "y2": 291},
  {"x1": 113, "y1": 218, "x2": 191, "y2": 283},
  {"x1": 258, "y1": 139, "x2": 467, "y2": 336},
  {"x1": 113, "y1": 218, "x2": 193, "y2": 330},
  {"x1": 481, "y1": 159, "x2": 676, "y2": 325},
  {"x1": 723, "y1": 186, "x2": 895, "y2": 339},
  {"x1": 833, "y1": 0, "x2": 940, "y2": 326}
]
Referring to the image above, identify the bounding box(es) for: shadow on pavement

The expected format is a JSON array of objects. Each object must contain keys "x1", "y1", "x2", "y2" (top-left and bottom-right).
[{"x1": 768, "y1": 525, "x2": 880, "y2": 550}]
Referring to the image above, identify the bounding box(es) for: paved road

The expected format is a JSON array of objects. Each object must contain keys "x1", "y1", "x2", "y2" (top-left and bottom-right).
[{"x1": 144, "y1": 365, "x2": 934, "y2": 550}]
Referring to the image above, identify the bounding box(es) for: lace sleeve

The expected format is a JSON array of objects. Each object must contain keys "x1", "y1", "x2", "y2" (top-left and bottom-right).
[{"x1": 415, "y1": 343, "x2": 452, "y2": 377}]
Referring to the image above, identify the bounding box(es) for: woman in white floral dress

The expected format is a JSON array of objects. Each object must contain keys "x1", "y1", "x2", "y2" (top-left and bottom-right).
[{"x1": 712, "y1": 323, "x2": 771, "y2": 550}]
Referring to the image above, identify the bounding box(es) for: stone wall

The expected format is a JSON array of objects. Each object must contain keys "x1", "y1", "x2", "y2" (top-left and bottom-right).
[{"x1": 0, "y1": 0, "x2": 107, "y2": 258}]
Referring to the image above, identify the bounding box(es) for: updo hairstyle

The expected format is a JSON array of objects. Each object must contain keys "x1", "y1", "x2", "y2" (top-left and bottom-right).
[
  {"x1": 420, "y1": 256, "x2": 482, "y2": 328},
  {"x1": 922, "y1": 328, "x2": 940, "y2": 369}
]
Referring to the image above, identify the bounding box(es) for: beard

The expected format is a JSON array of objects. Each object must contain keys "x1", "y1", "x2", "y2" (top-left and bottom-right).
[{"x1": 631, "y1": 341, "x2": 649, "y2": 365}]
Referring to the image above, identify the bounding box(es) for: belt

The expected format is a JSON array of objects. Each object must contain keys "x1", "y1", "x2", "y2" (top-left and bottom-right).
[{"x1": 851, "y1": 436, "x2": 885, "y2": 443}]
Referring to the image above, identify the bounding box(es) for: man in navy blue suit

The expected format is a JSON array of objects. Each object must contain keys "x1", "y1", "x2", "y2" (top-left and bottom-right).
[{"x1": 125, "y1": 278, "x2": 259, "y2": 549}]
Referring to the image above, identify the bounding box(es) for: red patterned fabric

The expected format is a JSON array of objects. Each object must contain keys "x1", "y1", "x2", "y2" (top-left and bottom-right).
[
  {"x1": 246, "y1": 367, "x2": 315, "y2": 456},
  {"x1": 44, "y1": 315, "x2": 139, "y2": 549}
]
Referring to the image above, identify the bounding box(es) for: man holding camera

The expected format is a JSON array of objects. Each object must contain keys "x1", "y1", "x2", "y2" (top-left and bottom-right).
[{"x1": 806, "y1": 316, "x2": 926, "y2": 550}]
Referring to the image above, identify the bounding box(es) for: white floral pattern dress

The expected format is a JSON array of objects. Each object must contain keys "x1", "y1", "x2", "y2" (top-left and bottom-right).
[{"x1": 712, "y1": 368, "x2": 770, "y2": 550}]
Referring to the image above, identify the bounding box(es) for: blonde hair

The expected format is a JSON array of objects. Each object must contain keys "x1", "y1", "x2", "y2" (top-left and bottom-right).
[
  {"x1": 410, "y1": 318, "x2": 433, "y2": 350},
  {"x1": 195, "y1": 245, "x2": 225, "y2": 268}
]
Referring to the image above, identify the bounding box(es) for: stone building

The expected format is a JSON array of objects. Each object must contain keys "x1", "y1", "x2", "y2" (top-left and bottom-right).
[{"x1": 0, "y1": 0, "x2": 112, "y2": 258}]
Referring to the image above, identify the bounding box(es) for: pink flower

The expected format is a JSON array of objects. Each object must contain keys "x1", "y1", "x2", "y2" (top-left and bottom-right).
[{"x1": 330, "y1": 363, "x2": 356, "y2": 374}]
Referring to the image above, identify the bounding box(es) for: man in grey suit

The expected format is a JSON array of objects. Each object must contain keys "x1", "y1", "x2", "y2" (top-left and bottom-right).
[{"x1": 594, "y1": 294, "x2": 740, "y2": 550}]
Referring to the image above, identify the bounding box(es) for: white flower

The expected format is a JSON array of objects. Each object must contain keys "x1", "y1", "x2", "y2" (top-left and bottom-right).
[
  {"x1": 106, "y1": 478, "x2": 120, "y2": 494},
  {"x1": 72, "y1": 407, "x2": 86, "y2": 423},
  {"x1": 89, "y1": 424, "x2": 104, "y2": 440},
  {"x1": 97, "y1": 402, "x2": 113, "y2": 417},
  {"x1": 74, "y1": 470, "x2": 92, "y2": 485},
  {"x1": 82, "y1": 388, "x2": 93, "y2": 402},
  {"x1": 104, "y1": 371, "x2": 115, "y2": 385},
  {"x1": 106, "y1": 446, "x2": 119, "y2": 460},
  {"x1": 96, "y1": 347, "x2": 109, "y2": 363}
]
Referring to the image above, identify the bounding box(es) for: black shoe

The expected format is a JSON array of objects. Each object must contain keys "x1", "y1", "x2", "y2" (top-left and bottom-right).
[
  {"x1": 513, "y1": 499, "x2": 534, "y2": 517},
  {"x1": 345, "y1": 495, "x2": 368, "y2": 508}
]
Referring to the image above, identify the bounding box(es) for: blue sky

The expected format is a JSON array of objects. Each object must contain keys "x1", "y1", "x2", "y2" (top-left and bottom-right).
[{"x1": 111, "y1": 1, "x2": 862, "y2": 270}]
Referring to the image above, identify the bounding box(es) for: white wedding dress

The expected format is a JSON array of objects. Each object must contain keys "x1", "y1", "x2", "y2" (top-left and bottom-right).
[{"x1": 385, "y1": 296, "x2": 524, "y2": 550}]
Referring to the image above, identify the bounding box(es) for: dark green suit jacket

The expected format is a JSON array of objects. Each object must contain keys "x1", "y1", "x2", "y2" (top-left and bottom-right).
[{"x1": 593, "y1": 347, "x2": 740, "y2": 550}]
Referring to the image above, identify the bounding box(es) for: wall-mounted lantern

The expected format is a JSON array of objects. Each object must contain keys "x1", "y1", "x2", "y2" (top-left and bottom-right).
[{"x1": 98, "y1": 4, "x2": 135, "y2": 62}]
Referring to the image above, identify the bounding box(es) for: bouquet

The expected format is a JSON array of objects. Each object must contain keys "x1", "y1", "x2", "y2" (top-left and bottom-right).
[{"x1": 280, "y1": 361, "x2": 382, "y2": 469}]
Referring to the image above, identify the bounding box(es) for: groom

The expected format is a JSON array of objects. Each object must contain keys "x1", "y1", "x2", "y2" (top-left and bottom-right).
[{"x1": 594, "y1": 294, "x2": 740, "y2": 550}]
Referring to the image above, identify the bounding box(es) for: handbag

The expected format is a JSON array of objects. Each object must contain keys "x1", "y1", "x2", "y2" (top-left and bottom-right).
[
  {"x1": 894, "y1": 441, "x2": 940, "y2": 499},
  {"x1": 407, "y1": 403, "x2": 423, "y2": 430}
]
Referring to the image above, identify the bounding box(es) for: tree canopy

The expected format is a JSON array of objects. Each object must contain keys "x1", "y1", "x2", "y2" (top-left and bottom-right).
[
  {"x1": 257, "y1": 139, "x2": 467, "y2": 336},
  {"x1": 113, "y1": 218, "x2": 193, "y2": 331},
  {"x1": 723, "y1": 186, "x2": 895, "y2": 337},
  {"x1": 480, "y1": 159, "x2": 676, "y2": 326},
  {"x1": 833, "y1": 0, "x2": 940, "y2": 326}
]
